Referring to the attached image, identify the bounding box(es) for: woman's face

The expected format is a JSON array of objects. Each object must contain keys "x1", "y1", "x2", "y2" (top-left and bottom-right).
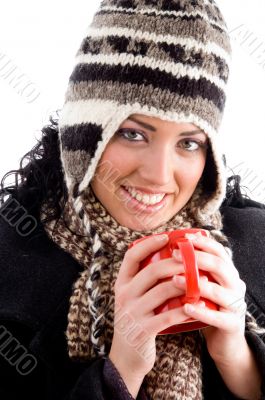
[{"x1": 90, "y1": 113, "x2": 208, "y2": 231}]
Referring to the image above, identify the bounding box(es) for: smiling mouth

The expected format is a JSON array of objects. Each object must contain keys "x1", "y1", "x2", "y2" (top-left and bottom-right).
[
  {"x1": 122, "y1": 185, "x2": 166, "y2": 205},
  {"x1": 120, "y1": 186, "x2": 169, "y2": 214}
]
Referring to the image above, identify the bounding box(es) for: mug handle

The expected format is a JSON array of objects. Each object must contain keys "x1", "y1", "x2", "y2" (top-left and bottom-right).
[{"x1": 176, "y1": 238, "x2": 200, "y2": 303}]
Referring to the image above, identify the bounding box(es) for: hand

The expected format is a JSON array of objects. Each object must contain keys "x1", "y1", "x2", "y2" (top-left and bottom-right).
[
  {"x1": 172, "y1": 231, "x2": 248, "y2": 364},
  {"x1": 109, "y1": 234, "x2": 191, "y2": 380}
]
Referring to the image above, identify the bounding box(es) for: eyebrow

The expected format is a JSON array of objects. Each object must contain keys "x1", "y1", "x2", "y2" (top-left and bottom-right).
[{"x1": 127, "y1": 116, "x2": 206, "y2": 137}]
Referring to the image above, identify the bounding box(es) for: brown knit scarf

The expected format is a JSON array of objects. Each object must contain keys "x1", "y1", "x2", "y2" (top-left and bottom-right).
[{"x1": 40, "y1": 183, "x2": 238, "y2": 400}]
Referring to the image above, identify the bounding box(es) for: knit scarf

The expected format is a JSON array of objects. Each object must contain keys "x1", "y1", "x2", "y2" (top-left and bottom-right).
[{"x1": 40, "y1": 182, "x2": 232, "y2": 400}]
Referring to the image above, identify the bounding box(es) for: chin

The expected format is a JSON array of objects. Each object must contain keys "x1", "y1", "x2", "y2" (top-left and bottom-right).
[{"x1": 122, "y1": 215, "x2": 168, "y2": 232}]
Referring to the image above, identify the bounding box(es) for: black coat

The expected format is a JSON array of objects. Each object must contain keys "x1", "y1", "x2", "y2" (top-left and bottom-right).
[{"x1": 0, "y1": 196, "x2": 265, "y2": 400}]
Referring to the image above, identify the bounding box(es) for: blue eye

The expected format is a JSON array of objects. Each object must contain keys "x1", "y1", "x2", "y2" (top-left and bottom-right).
[
  {"x1": 116, "y1": 129, "x2": 145, "y2": 141},
  {"x1": 115, "y1": 129, "x2": 208, "y2": 152},
  {"x1": 180, "y1": 139, "x2": 205, "y2": 152}
]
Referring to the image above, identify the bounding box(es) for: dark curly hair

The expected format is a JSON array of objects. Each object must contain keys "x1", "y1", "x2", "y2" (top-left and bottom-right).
[
  {"x1": 0, "y1": 111, "x2": 258, "y2": 229},
  {"x1": 0, "y1": 110, "x2": 67, "y2": 226}
]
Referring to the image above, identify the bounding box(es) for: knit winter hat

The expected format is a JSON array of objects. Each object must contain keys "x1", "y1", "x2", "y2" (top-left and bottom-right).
[{"x1": 59, "y1": 0, "x2": 232, "y2": 214}]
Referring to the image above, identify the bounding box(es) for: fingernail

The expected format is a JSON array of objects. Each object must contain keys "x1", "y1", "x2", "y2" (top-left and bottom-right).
[
  {"x1": 185, "y1": 304, "x2": 195, "y2": 313},
  {"x1": 172, "y1": 249, "x2": 182, "y2": 261},
  {"x1": 196, "y1": 232, "x2": 203, "y2": 237},
  {"x1": 185, "y1": 233, "x2": 198, "y2": 241},
  {"x1": 155, "y1": 234, "x2": 168, "y2": 241},
  {"x1": 172, "y1": 275, "x2": 186, "y2": 285}
]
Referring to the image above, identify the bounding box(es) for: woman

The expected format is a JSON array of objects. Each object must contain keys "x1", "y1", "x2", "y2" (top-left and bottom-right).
[{"x1": 1, "y1": 0, "x2": 265, "y2": 399}]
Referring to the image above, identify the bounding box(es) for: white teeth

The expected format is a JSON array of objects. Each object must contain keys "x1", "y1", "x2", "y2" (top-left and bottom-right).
[
  {"x1": 124, "y1": 186, "x2": 165, "y2": 205},
  {"x1": 135, "y1": 193, "x2": 142, "y2": 202}
]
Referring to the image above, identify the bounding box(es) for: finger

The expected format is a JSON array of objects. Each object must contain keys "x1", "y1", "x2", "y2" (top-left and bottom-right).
[
  {"x1": 183, "y1": 302, "x2": 246, "y2": 333},
  {"x1": 118, "y1": 234, "x2": 169, "y2": 285},
  {"x1": 194, "y1": 251, "x2": 239, "y2": 288},
  {"x1": 173, "y1": 248, "x2": 238, "y2": 288},
  {"x1": 129, "y1": 257, "x2": 185, "y2": 298},
  {"x1": 144, "y1": 305, "x2": 188, "y2": 336},
  {"x1": 136, "y1": 279, "x2": 186, "y2": 315},
  {"x1": 185, "y1": 233, "x2": 232, "y2": 263},
  {"x1": 173, "y1": 276, "x2": 247, "y2": 314}
]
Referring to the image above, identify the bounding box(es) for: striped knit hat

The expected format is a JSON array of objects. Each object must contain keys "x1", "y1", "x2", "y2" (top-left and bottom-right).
[{"x1": 59, "y1": 0, "x2": 232, "y2": 214}]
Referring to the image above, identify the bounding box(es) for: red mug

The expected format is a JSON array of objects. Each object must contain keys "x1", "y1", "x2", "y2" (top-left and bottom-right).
[{"x1": 128, "y1": 228, "x2": 219, "y2": 334}]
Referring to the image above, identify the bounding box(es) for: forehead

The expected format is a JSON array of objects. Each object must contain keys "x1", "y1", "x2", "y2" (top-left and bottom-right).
[{"x1": 123, "y1": 114, "x2": 206, "y2": 136}]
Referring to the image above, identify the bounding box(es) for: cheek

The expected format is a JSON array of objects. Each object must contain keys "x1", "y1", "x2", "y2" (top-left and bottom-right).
[
  {"x1": 176, "y1": 156, "x2": 206, "y2": 187},
  {"x1": 95, "y1": 143, "x2": 137, "y2": 184}
]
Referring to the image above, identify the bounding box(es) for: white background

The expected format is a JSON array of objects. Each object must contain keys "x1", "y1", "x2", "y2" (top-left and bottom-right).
[{"x1": 0, "y1": 1, "x2": 265, "y2": 203}]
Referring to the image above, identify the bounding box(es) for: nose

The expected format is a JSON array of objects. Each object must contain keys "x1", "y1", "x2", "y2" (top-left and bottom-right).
[{"x1": 138, "y1": 145, "x2": 174, "y2": 187}]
